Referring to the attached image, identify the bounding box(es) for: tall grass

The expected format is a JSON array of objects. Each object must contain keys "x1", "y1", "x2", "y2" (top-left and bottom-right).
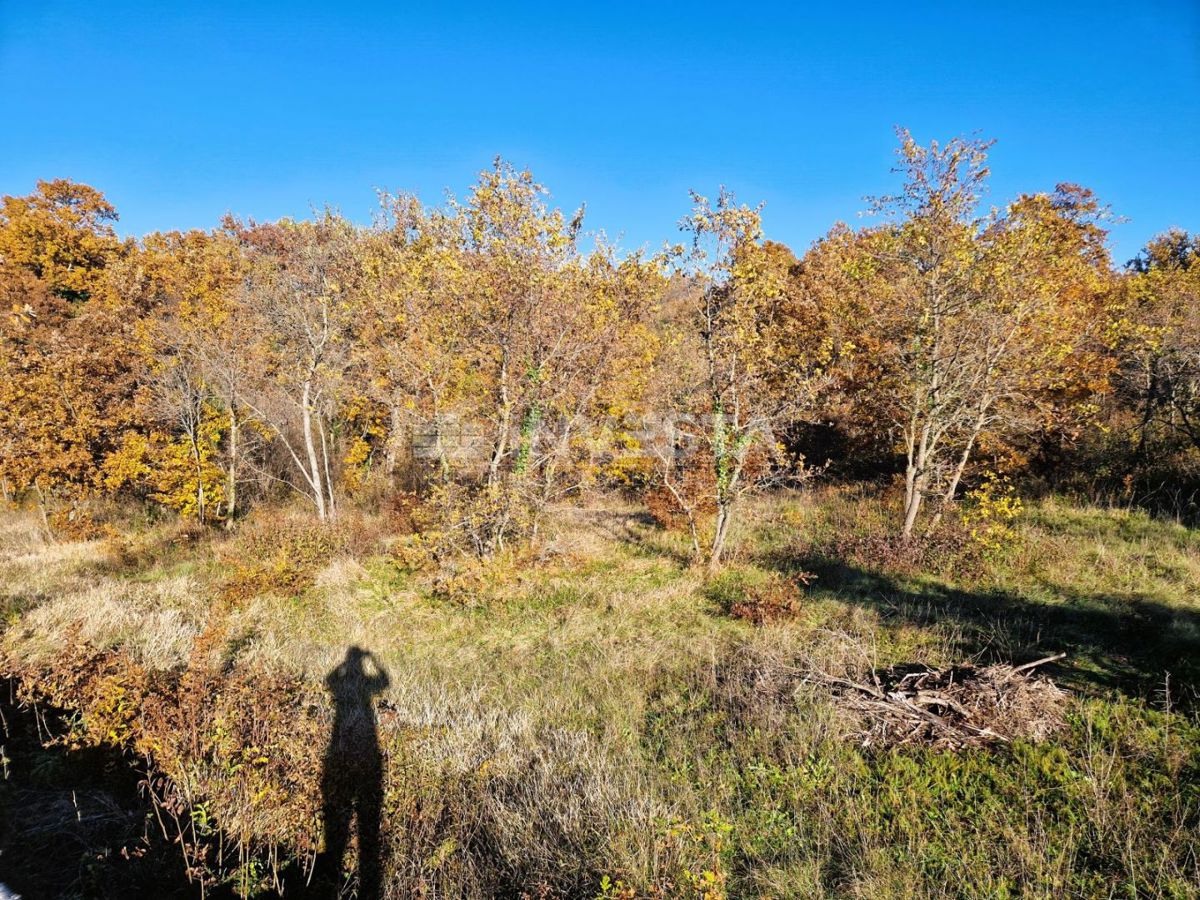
[{"x1": 2, "y1": 491, "x2": 1198, "y2": 897}]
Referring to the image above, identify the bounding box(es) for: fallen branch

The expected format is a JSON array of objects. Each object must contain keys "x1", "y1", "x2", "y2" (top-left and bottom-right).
[
  {"x1": 1011, "y1": 652, "x2": 1067, "y2": 676},
  {"x1": 802, "y1": 659, "x2": 1068, "y2": 749}
]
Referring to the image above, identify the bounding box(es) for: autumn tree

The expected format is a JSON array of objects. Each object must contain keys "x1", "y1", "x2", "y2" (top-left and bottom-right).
[
  {"x1": 401, "y1": 160, "x2": 598, "y2": 554},
  {"x1": 184, "y1": 227, "x2": 258, "y2": 523},
  {"x1": 0, "y1": 179, "x2": 122, "y2": 302},
  {"x1": 0, "y1": 180, "x2": 142, "y2": 531},
  {"x1": 151, "y1": 228, "x2": 253, "y2": 522},
  {"x1": 861, "y1": 130, "x2": 997, "y2": 538},
  {"x1": 826, "y1": 132, "x2": 1117, "y2": 538},
  {"x1": 970, "y1": 185, "x2": 1115, "y2": 488},
  {"x1": 233, "y1": 214, "x2": 363, "y2": 520},
  {"x1": 0, "y1": 152, "x2": 1178, "y2": 543},
  {"x1": 1115, "y1": 230, "x2": 1200, "y2": 458},
  {"x1": 360, "y1": 193, "x2": 474, "y2": 484},
  {"x1": 98, "y1": 228, "x2": 255, "y2": 524},
  {"x1": 517, "y1": 240, "x2": 664, "y2": 532},
  {"x1": 451, "y1": 160, "x2": 586, "y2": 491},
  {"x1": 660, "y1": 189, "x2": 829, "y2": 567}
]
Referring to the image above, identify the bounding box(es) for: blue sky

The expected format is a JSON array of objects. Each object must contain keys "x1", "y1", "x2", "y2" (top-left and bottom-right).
[{"x1": 2, "y1": 1, "x2": 1197, "y2": 265}]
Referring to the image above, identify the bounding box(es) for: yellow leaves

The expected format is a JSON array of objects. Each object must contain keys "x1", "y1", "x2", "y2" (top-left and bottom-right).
[
  {"x1": 150, "y1": 436, "x2": 226, "y2": 521},
  {"x1": 0, "y1": 179, "x2": 122, "y2": 301},
  {"x1": 100, "y1": 410, "x2": 227, "y2": 521},
  {"x1": 102, "y1": 432, "x2": 154, "y2": 492},
  {"x1": 342, "y1": 435, "x2": 374, "y2": 490},
  {"x1": 962, "y1": 472, "x2": 1023, "y2": 554},
  {"x1": 85, "y1": 676, "x2": 138, "y2": 746}
]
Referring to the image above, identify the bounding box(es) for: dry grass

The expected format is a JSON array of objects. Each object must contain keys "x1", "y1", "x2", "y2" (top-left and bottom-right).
[
  {"x1": 2, "y1": 491, "x2": 1199, "y2": 898},
  {"x1": 1, "y1": 513, "x2": 205, "y2": 670}
]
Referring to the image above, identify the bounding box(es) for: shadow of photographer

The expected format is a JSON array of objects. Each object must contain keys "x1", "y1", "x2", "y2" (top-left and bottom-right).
[{"x1": 315, "y1": 646, "x2": 390, "y2": 899}]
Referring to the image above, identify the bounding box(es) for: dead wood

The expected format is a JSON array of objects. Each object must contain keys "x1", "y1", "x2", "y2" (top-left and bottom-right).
[{"x1": 802, "y1": 656, "x2": 1068, "y2": 750}]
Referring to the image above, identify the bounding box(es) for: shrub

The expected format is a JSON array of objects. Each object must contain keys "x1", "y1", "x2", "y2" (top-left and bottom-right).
[
  {"x1": 406, "y1": 480, "x2": 533, "y2": 562},
  {"x1": 829, "y1": 526, "x2": 972, "y2": 577},
  {"x1": 47, "y1": 507, "x2": 105, "y2": 541},
  {"x1": 4, "y1": 629, "x2": 326, "y2": 896},
  {"x1": 429, "y1": 551, "x2": 523, "y2": 606},
  {"x1": 217, "y1": 510, "x2": 383, "y2": 604},
  {"x1": 961, "y1": 472, "x2": 1024, "y2": 555},
  {"x1": 384, "y1": 490, "x2": 426, "y2": 535},
  {"x1": 602, "y1": 453, "x2": 656, "y2": 496},
  {"x1": 705, "y1": 568, "x2": 812, "y2": 625},
  {"x1": 643, "y1": 452, "x2": 717, "y2": 534}
]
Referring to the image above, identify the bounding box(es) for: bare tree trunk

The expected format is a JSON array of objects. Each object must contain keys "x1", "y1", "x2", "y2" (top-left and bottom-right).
[
  {"x1": 943, "y1": 431, "x2": 978, "y2": 508},
  {"x1": 928, "y1": 418, "x2": 984, "y2": 532},
  {"x1": 320, "y1": 417, "x2": 337, "y2": 519},
  {"x1": 432, "y1": 416, "x2": 450, "y2": 483},
  {"x1": 427, "y1": 379, "x2": 450, "y2": 483},
  {"x1": 302, "y1": 379, "x2": 327, "y2": 520},
  {"x1": 709, "y1": 503, "x2": 732, "y2": 571},
  {"x1": 902, "y1": 468, "x2": 928, "y2": 539},
  {"x1": 34, "y1": 482, "x2": 55, "y2": 543},
  {"x1": 386, "y1": 403, "x2": 402, "y2": 478},
  {"x1": 188, "y1": 428, "x2": 206, "y2": 526},
  {"x1": 488, "y1": 355, "x2": 511, "y2": 487},
  {"x1": 659, "y1": 460, "x2": 701, "y2": 561},
  {"x1": 901, "y1": 420, "x2": 926, "y2": 540},
  {"x1": 530, "y1": 420, "x2": 575, "y2": 539},
  {"x1": 1134, "y1": 359, "x2": 1158, "y2": 468},
  {"x1": 708, "y1": 436, "x2": 747, "y2": 569},
  {"x1": 225, "y1": 407, "x2": 239, "y2": 528}
]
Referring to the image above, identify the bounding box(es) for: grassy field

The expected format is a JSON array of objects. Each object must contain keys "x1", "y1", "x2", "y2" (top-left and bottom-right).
[{"x1": 2, "y1": 488, "x2": 1199, "y2": 898}]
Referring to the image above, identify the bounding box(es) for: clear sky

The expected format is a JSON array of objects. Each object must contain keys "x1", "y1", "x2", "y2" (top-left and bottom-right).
[{"x1": 2, "y1": 1, "x2": 1197, "y2": 265}]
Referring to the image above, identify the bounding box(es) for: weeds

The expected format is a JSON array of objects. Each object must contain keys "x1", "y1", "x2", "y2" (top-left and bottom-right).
[
  {"x1": 704, "y1": 567, "x2": 813, "y2": 625},
  {"x1": 2, "y1": 492, "x2": 1199, "y2": 897}
]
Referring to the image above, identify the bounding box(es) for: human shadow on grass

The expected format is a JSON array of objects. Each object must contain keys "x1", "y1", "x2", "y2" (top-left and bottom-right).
[
  {"x1": 760, "y1": 549, "x2": 1200, "y2": 709},
  {"x1": 313, "y1": 646, "x2": 390, "y2": 900}
]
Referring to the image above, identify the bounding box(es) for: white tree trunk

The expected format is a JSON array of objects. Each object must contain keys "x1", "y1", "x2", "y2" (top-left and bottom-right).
[{"x1": 302, "y1": 379, "x2": 327, "y2": 520}]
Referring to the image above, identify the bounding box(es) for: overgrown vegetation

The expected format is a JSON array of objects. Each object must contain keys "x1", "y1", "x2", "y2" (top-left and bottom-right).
[
  {"x1": 4, "y1": 132, "x2": 1199, "y2": 562},
  {"x1": 2, "y1": 129, "x2": 1199, "y2": 897},
  {"x1": 2, "y1": 489, "x2": 1198, "y2": 897}
]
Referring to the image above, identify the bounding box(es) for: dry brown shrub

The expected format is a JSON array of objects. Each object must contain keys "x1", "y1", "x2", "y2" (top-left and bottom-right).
[
  {"x1": 644, "y1": 444, "x2": 775, "y2": 537},
  {"x1": 141, "y1": 652, "x2": 327, "y2": 887},
  {"x1": 48, "y1": 507, "x2": 105, "y2": 541},
  {"x1": 643, "y1": 483, "x2": 695, "y2": 532},
  {"x1": 4, "y1": 625, "x2": 328, "y2": 894},
  {"x1": 727, "y1": 571, "x2": 813, "y2": 625},
  {"x1": 4, "y1": 627, "x2": 698, "y2": 898},
  {"x1": 384, "y1": 490, "x2": 426, "y2": 535},
  {"x1": 643, "y1": 450, "x2": 718, "y2": 532},
  {"x1": 4, "y1": 627, "x2": 150, "y2": 749},
  {"x1": 823, "y1": 516, "x2": 979, "y2": 577},
  {"x1": 388, "y1": 482, "x2": 537, "y2": 605},
  {"x1": 427, "y1": 548, "x2": 528, "y2": 606},
  {"x1": 217, "y1": 510, "x2": 384, "y2": 604}
]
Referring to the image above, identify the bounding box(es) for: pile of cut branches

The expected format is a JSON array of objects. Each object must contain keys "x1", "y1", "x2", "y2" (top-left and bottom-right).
[{"x1": 810, "y1": 653, "x2": 1068, "y2": 750}]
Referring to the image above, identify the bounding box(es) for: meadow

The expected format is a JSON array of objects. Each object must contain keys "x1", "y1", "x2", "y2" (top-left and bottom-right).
[
  {"x1": 3, "y1": 125, "x2": 1200, "y2": 899},
  {"x1": 2, "y1": 488, "x2": 1197, "y2": 898}
]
